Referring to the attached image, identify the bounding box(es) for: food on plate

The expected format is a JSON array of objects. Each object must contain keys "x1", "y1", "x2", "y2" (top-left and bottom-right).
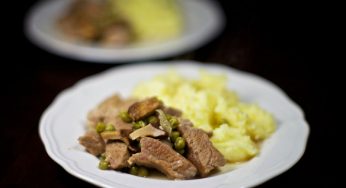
[
  {"x1": 79, "y1": 96, "x2": 225, "y2": 179},
  {"x1": 57, "y1": 0, "x2": 183, "y2": 46},
  {"x1": 78, "y1": 70, "x2": 276, "y2": 179},
  {"x1": 133, "y1": 71, "x2": 276, "y2": 162}
]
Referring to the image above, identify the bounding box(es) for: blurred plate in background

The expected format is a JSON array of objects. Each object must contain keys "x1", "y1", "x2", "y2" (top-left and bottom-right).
[{"x1": 25, "y1": 0, "x2": 224, "y2": 63}]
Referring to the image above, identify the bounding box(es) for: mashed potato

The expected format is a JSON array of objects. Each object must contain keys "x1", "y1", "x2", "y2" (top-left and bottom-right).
[
  {"x1": 110, "y1": 0, "x2": 183, "y2": 42},
  {"x1": 132, "y1": 71, "x2": 276, "y2": 162}
]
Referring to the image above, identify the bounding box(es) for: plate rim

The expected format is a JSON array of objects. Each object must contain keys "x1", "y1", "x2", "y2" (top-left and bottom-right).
[{"x1": 39, "y1": 60, "x2": 310, "y2": 187}]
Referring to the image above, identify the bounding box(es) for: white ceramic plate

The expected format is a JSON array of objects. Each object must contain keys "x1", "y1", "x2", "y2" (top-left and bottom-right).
[
  {"x1": 25, "y1": 0, "x2": 224, "y2": 63},
  {"x1": 39, "y1": 61, "x2": 309, "y2": 188}
]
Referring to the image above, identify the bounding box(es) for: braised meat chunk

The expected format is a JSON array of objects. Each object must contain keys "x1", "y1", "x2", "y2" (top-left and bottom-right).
[
  {"x1": 105, "y1": 142, "x2": 130, "y2": 169},
  {"x1": 104, "y1": 116, "x2": 133, "y2": 137},
  {"x1": 57, "y1": 0, "x2": 133, "y2": 45},
  {"x1": 178, "y1": 121, "x2": 226, "y2": 177},
  {"x1": 128, "y1": 97, "x2": 162, "y2": 121},
  {"x1": 79, "y1": 131, "x2": 105, "y2": 156},
  {"x1": 128, "y1": 137, "x2": 197, "y2": 179},
  {"x1": 87, "y1": 95, "x2": 135, "y2": 136},
  {"x1": 162, "y1": 106, "x2": 182, "y2": 117},
  {"x1": 88, "y1": 95, "x2": 120, "y2": 123}
]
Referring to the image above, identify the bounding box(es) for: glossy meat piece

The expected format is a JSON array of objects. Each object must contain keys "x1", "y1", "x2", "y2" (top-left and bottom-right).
[
  {"x1": 128, "y1": 97, "x2": 162, "y2": 121},
  {"x1": 178, "y1": 122, "x2": 225, "y2": 177},
  {"x1": 128, "y1": 137, "x2": 197, "y2": 179},
  {"x1": 105, "y1": 142, "x2": 130, "y2": 169},
  {"x1": 79, "y1": 131, "x2": 105, "y2": 156}
]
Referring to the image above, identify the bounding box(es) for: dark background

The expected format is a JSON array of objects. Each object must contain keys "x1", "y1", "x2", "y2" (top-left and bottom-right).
[{"x1": 1, "y1": 0, "x2": 338, "y2": 187}]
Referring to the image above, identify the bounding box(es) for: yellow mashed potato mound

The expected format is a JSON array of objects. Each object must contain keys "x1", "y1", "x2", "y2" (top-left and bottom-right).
[
  {"x1": 132, "y1": 71, "x2": 276, "y2": 162},
  {"x1": 110, "y1": 0, "x2": 183, "y2": 42}
]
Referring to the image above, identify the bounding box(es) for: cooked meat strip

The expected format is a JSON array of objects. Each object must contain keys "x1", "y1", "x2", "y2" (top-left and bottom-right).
[
  {"x1": 104, "y1": 116, "x2": 133, "y2": 136},
  {"x1": 58, "y1": 0, "x2": 108, "y2": 41},
  {"x1": 128, "y1": 137, "x2": 197, "y2": 179},
  {"x1": 87, "y1": 95, "x2": 122, "y2": 124},
  {"x1": 178, "y1": 118, "x2": 212, "y2": 137},
  {"x1": 105, "y1": 142, "x2": 130, "y2": 169},
  {"x1": 100, "y1": 131, "x2": 130, "y2": 145},
  {"x1": 128, "y1": 97, "x2": 162, "y2": 121},
  {"x1": 101, "y1": 23, "x2": 132, "y2": 46},
  {"x1": 58, "y1": 0, "x2": 134, "y2": 46},
  {"x1": 87, "y1": 95, "x2": 136, "y2": 125},
  {"x1": 162, "y1": 106, "x2": 182, "y2": 117},
  {"x1": 178, "y1": 118, "x2": 193, "y2": 127},
  {"x1": 79, "y1": 131, "x2": 105, "y2": 156},
  {"x1": 160, "y1": 139, "x2": 173, "y2": 148},
  {"x1": 178, "y1": 121, "x2": 226, "y2": 177},
  {"x1": 87, "y1": 95, "x2": 136, "y2": 136}
]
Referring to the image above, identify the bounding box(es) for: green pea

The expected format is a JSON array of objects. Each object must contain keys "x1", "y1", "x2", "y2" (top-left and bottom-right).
[
  {"x1": 105, "y1": 124, "x2": 115, "y2": 131},
  {"x1": 119, "y1": 111, "x2": 132, "y2": 123},
  {"x1": 96, "y1": 122, "x2": 106, "y2": 133},
  {"x1": 170, "y1": 131, "x2": 180, "y2": 142},
  {"x1": 137, "y1": 167, "x2": 149, "y2": 177},
  {"x1": 133, "y1": 121, "x2": 146, "y2": 129},
  {"x1": 130, "y1": 166, "x2": 138, "y2": 175},
  {"x1": 174, "y1": 137, "x2": 186, "y2": 150},
  {"x1": 132, "y1": 122, "x2": 142, "y2": 129},
  {"x1": 138, "y1": 121, "x2": 146, "y2": 127},
  {"x1": 99, "y1": 153, "x2": 106, "y2": 161},
  {"x1": 148, "y1": 116, "x2": 158, "y2": 125},
  {"x1": 98, "y1": 160, "x2": 109, "y2": 170},
  {"x1": 169, "y1": 117, "x2": 179, "y2": 129}
]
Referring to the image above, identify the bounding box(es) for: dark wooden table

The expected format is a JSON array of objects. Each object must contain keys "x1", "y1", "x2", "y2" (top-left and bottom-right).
[{"x1": 1, "y1": 0, "x2": 337, "y2": 187}]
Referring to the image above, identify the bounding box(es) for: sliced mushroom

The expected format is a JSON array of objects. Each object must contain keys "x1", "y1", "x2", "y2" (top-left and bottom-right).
[
  {"x1": 129, "y1": 124, "x2": 166, "y2": 140},
  {"x1": 156, "y1": 109, "x2": 172, "y2": 136}
]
